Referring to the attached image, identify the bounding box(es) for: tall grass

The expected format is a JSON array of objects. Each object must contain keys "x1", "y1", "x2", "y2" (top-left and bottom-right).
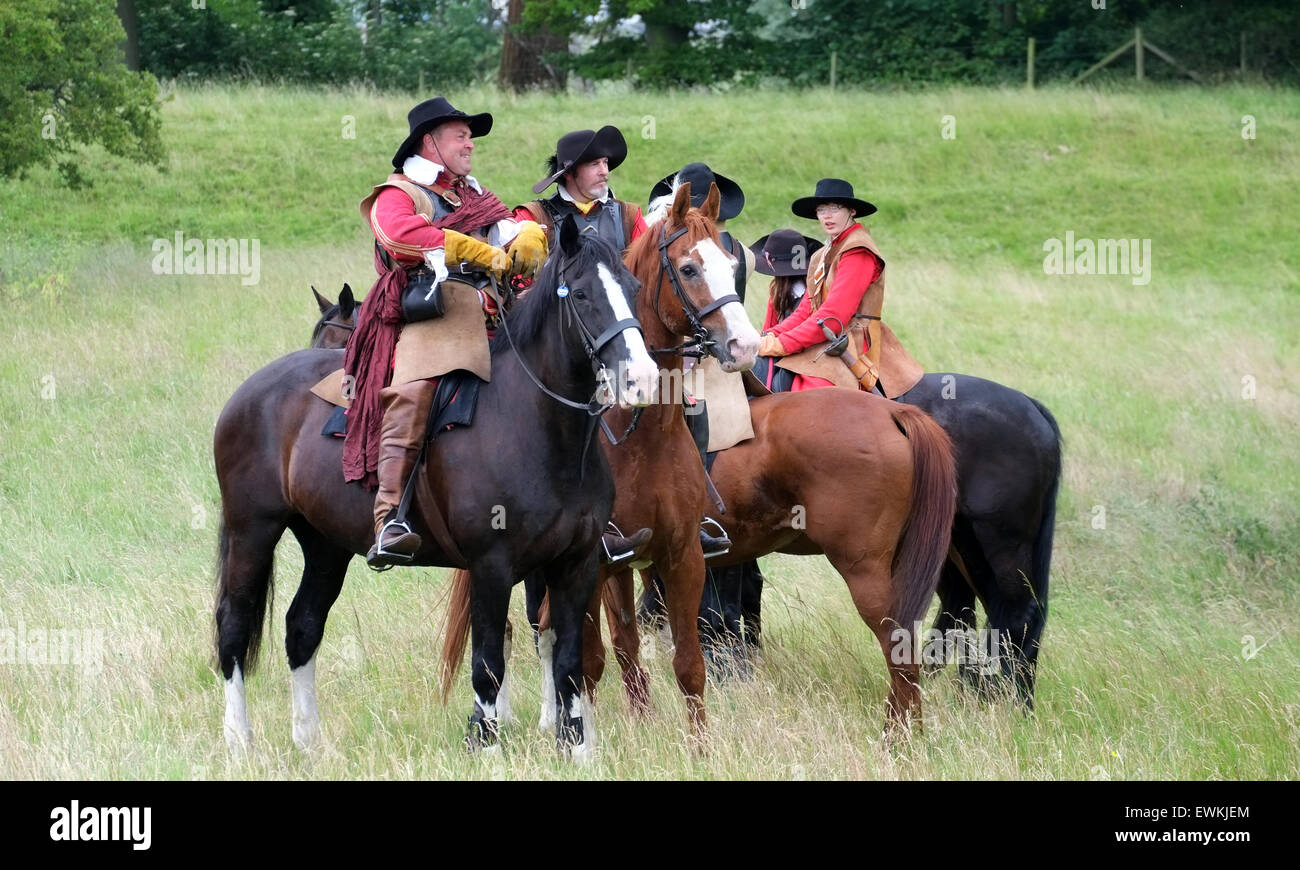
[{"x1": 0, "y1": 83, "x2": 1296, "y2": 779}]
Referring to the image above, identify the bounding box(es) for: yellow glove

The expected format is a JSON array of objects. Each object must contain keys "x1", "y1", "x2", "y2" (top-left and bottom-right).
[
  {"x1": 758, "y1": 332, "x2": 787, "y2": 358},
  {"x1": 508, "y1": 221, "x2": 548, "y2": 279},
  {"x1": 443, "y1": 229, "x2": 509, "y2": 278}
]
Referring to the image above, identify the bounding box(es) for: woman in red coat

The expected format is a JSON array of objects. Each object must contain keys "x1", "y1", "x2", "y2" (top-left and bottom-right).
[{"x1": 757, "y1": 179, "x2": 887, "y2": 393}]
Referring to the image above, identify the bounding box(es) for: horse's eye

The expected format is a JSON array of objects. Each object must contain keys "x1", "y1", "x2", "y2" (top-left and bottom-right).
[
  {"x1": 681, "y1": 265, "x2": 697, "y2": 278},
  {"x1": 574, "y1": 289, "x2": 587, "y2": 300}
]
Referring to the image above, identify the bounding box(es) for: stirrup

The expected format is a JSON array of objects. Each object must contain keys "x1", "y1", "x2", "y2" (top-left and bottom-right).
[
  {"x1": 700, "y1": 517, "x2": 731, "y2": 560},
  {"x1": 602, "y1": 521, "x2": 636, "y2": 564},
  {"x1": 367, "y1": 517, "x2": 418, "y2": 570}
]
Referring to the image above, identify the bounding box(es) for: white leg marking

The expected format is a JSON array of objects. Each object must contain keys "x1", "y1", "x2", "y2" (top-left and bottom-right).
[
  {"x1": 497, "y1": 628, "x2": 513, "y2": 727},
  {"x1": 537, "y1": 629, "x2": 557, "y2": 733},
  {"x1": 474, "y1": 693, "x2": 498, "y2": 722},
  {"x1": 290, "y1": 652, "x2": 321, "y2": 750},
  {"x1": 223, "y1": 664, "x2": 253, "y2": 756},
  {"x1": 569, "y1": 692, "x2": 597, "y2": 766}
]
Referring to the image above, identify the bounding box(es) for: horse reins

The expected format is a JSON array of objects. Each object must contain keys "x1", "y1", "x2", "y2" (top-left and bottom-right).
[{"x1": 647, "y1": 222, "x2": 742, "y2": 360}]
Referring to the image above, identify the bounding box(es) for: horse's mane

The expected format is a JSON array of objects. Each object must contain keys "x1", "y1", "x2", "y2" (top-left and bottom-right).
[{"x1": 490, "y1": 231, "x2": 624, "y2": 353}]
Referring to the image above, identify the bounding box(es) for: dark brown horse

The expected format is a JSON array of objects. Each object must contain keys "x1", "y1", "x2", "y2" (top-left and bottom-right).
[
  {"x1": 214, "y1": 217, "x2": 656, "y2": 759},
  {"x1": 309, "y1": 283, "x2": 357, "y2": 349}
]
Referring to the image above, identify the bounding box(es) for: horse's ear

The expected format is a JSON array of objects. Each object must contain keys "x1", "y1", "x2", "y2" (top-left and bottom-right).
[
  {"x1": 312, "y1": 285, "x2": 330, "y2": 313},
  {"x1": 702, "y1": 182, "x2": 721, "y2": 223},
  {"x1": 339, "y1": 283, "x2": 354, "y2": 314},
  {"x1": 670, "y1": 181, "x2": 693, "y2": 226},
  {"x1": 559, "y1": 214, "x2": 581, "y2": 257}
]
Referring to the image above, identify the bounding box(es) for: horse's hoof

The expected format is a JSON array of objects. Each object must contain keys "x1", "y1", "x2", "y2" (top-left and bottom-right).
[{"x1": 465, "y1": 713, "x2": 499, "y2": 753}]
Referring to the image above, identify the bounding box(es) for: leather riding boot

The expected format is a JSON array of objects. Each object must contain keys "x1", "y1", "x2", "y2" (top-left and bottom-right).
[
  {"x1": 366, "y1": 379, "x2": 437, "y2": 570},
  {"x1": 700, "y1": 517, "x2": 731, "y2": 560},
  {"x1": 602, "y1": 525, "x2": 653, "y2": 569}
]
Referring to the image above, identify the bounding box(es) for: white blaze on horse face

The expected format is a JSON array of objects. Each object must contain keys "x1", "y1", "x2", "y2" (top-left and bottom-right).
[
  {"x1": 537, "y1": 629, "x2": 557, "y2": 733},
  {"x1": 690, "y1": 238, "x2": 760, "y2": 371},
  {"x1": 224, "y1": 664, "x2": 253, "y2": 755},
  {"x1": 290, "y1": 653, "x2": 321, "y2": 750},
  {"x1": 596, "y1": 262, "x2": 658, "y2": 407}
]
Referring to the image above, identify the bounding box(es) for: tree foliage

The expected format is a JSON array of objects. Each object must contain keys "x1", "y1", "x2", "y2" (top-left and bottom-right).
[{"x1": 0, "y1": 0, "x2": 165, "y2": 187}]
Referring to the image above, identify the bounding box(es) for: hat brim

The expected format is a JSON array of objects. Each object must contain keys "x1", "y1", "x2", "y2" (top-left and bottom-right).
[
  {"x1": 749, "y1": 233, "x2": 824, "y2": 277},
  {"x1": 531, "y1": 126, "x2": 628, "y2": 195},
  {"x1": 391, "y1": 111, "x2": 493, "y2": 171},
  {"x1": 650, "y1": 167, "x2": 745, "y2": 221},
  {"x1": 791, "y1": 195, "x2": 876, "y2": 220}
]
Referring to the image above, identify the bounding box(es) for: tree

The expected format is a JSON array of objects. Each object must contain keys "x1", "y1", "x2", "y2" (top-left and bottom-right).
[
  {"x1": 1, "y1": 0, "x2": 164, "y2": 187},
  {"x1": 499, "y1": 0, "x2": 567, "y2": 91}
]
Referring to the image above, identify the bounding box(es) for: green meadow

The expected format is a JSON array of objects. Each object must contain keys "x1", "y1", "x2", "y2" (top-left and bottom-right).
[{"x1": 1, "y1": 82, "x2": 1297, "y2": 779}]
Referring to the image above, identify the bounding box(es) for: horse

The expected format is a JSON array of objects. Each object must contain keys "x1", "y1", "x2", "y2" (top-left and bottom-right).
[
  {"x1": 442, "y1": 181, "x2": 959, "y2": 735},
  {"x1": 660, "y1": 371, "x2": 1060, "y2": 708},
  {"x1": 309, "y1": 283, "x2": 358, "y2": 349},
  {"x1": 213, "y1": 215, "x2": 658, "y2": 758}
]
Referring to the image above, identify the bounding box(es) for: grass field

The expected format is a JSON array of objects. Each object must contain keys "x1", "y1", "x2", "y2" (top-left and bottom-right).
[{"x1": 1, "y1": 82, "x2": 1297, "y2": 779}]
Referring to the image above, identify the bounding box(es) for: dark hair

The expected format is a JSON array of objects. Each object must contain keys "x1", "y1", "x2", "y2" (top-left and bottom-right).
[{"x1": 769, "y1": 275, "x2": 804, "y2": 322}]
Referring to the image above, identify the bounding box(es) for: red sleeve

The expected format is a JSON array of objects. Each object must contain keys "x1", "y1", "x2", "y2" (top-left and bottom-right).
[
  {"x1": 772, "y1": 249, "x2": 880, "y2": 354},
  {"x1": 511, "y1": 205, "x2": 541, "y2": 225},
  {"x1": 628, "y1": 205, "x2": 648, "y2": 242},
  {"x1": 370, "y1": 186, "x2": 445, "y2": 264}
]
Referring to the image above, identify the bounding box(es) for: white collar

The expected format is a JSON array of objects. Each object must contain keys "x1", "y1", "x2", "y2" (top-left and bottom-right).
[
  {"x1": 557, "y1": 182, "x2": 611, "y2": 206},
  {"x1": 402, "y1": 154, "x2": 482, "y2": 194}
]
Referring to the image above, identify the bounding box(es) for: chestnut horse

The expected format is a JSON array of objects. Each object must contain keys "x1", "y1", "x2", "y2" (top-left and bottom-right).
[{"x1": 213, "y1": 217, "x2": 657, "y2": 758}]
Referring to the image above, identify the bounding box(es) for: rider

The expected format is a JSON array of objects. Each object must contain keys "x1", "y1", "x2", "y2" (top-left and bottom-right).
[
  {"x1": 514, "y1": 126, "x2": 648, "y2": 250},
  {"x1": 346, "y1": 98, "x2": 653, "y2": 570},
  {"x1": 757, "y1": 178, "x2": 890, "y2": 394},
  {"x1": 753, "y1": 228, "x2": 824, "y2": 329}
]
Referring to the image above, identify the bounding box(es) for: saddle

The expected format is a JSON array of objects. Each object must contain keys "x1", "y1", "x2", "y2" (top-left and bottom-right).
[{"x1": 317, "y1": 370, "x2": 480, "y2": 442}]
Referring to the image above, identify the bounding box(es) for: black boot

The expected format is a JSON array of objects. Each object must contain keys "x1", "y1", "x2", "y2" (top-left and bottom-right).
[
  {"x1": 602, "y1": 525, "x2": 652, "y2": 568},
  {"x1": 700, "y1": 517, "x2": 731, "y2": 560}
]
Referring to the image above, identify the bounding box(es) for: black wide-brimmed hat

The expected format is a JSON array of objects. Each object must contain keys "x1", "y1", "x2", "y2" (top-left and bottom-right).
[
  {"x1": 391, "y1": 96, "x2": 493, "y2": 170},
  {"x1": 649, "y1": 163, "x2": 745, "y2": 221},
  {"x1": 791, "y1": 178, "x2": 877, "y2": 220},
  {"x1": 531, "y1": 126, "x2": 628, "y2": 194},
  {"x1": 749, "y1": 229, "x2": 824, "y2": 277}
]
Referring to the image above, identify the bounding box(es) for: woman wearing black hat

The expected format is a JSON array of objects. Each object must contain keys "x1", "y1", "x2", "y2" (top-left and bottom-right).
[
  {"x1": 757, "y1": 178, "x2": 889, "y2": 393},
  {"x1": 751, "y1": 229, "x2": 824, "y2": 332}
]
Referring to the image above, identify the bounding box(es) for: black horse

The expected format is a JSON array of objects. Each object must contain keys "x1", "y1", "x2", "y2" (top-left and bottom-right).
[
  {"x1": 651, "y1": 370, "x2": 1061, "y2": 707},
  {"x1": 213, "y1": 217, "x2": 657, "y2": 759}
]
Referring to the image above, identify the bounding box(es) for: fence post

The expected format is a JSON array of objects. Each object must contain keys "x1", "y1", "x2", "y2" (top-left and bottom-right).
[
  {"x1": 1027, "y1": 37, "x2": 1035, "y2": 89},
  {"x1": 830, "y1": 49, "x2": 838, "y2": 91},
  {"x1": 1135, "y1": 27, "x2": 1144, "y2": 82}
]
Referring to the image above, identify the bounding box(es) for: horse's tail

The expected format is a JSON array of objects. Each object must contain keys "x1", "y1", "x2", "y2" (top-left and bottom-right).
[
  {"x1": 212, "y1": 518, "x2": 275, "y2": 675},
  {"x1": 887, "y1": 403, "x2": 958, "y2": 631},
  {"x1": 439, "y1": 568, "x2": 473, "y2": 702},
  {"x1": 1027, "y1": 397, "x2": 1063, "y2": 636}
]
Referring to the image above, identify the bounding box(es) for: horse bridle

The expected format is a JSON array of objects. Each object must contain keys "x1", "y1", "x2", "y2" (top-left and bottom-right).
[
  {"x1": 494, "y1": 269, "x2": 642, "y2": 417},
  {"x1": 648, "y1": 222, "x2": 742, "y2": 360},
  {"x1": 311, "y1": 310, "x2": 356, "y2": 343}
]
